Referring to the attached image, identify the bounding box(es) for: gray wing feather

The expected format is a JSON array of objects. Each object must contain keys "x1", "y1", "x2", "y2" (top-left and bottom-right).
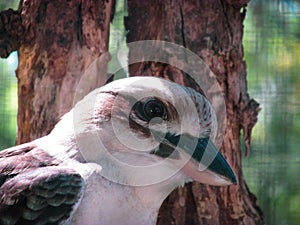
[{"x1": 0, "y1": 144, "x2": 84, "y2": 225}]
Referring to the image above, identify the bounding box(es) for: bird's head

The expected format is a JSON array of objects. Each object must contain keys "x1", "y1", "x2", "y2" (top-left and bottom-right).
[{"x1": 59, "y1": 77, "x2": 237, "y2": 187}]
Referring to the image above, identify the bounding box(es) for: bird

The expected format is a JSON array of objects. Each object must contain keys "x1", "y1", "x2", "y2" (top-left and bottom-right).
[{"x1": 0, "y1": 76, "x2": 237, "y2": 225}]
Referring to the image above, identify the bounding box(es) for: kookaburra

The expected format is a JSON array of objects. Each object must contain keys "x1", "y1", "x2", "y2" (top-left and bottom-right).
[{"x1": 0, "y1": 77, "x2": 236, "y2": 225}]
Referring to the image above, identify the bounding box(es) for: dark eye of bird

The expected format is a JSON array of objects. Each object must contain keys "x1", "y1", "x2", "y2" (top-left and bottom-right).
[
  {"x1": 143, "y1": 99, "x2": 165, "y2": 120},
  {"x1": 133, "y1": 98, "x2": 167, "y2": 122}
]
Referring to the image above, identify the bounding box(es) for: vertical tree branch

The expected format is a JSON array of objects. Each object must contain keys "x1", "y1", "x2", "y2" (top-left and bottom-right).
[
  {"x1": 125, "y1": 0, "x2": 264, "y2": 224},
  {"x1": 8, "y1": 0, "x2": 114, "y2": 144}
]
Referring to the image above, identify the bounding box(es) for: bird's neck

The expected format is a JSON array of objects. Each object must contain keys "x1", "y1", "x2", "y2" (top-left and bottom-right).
[
  {"x1": 71, "y1": 171, "x2": 186, "y2": 225},
  {"x1": 35, "y1": 134, "x2": 181, "y2": 225}
]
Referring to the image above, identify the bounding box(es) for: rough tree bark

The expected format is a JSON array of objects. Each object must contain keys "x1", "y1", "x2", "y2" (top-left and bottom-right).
[
  {"x1": 0, "y1": 0, "x2": 114, "y2": 144},
  {"x1": 125, "y1": 0, "x2": 264, "y2": 224}
]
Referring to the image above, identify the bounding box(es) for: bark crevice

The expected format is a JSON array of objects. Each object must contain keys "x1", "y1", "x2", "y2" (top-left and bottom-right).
[{"x1": 179, "y1": 5, "x2": 186, "y2": 48}]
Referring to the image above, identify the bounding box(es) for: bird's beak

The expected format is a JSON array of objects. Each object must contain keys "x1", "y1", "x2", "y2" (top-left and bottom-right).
[{"x1": 158, "y1": 133, "x2": 237, "y2": 186}]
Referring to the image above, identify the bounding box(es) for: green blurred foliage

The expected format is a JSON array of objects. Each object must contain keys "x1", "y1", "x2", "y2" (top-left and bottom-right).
[
  {"x1": 0, "y1": 0, "x2": 19, "y2": 10},
  {"x1": 0, "y1": 52, "x2": 18, "y2": 149},
  {"x1": 108, "y1": 0, "x2": 128, "y2": 80},
  {"x1": 0, "y1": 1, "x2": 19, "y2": 149},
  {"x1": 243, "y1": 1, "x2": 300, "y2": 225}
]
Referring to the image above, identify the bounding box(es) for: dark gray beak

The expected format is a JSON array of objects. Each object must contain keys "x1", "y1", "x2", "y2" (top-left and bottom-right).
[{"x1": 154, "y1": 133, "x2": 237, "y2": 186}]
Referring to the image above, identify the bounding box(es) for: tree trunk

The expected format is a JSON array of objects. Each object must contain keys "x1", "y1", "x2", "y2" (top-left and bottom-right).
[
  {"x1": 0, "y1": 0, "x2": 114, "y2": 144},
  {"x1": 125, "y1": 0, "x2": 264, "y2": 224}
]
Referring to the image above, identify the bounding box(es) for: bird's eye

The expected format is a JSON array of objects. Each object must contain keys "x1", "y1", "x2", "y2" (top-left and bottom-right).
[
  {"x1": 143, "y1": 99, "x2": 166, "y2": 120},
  {"x1": 133, "y1": 98, "x2": 168, "y2": 122}
]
